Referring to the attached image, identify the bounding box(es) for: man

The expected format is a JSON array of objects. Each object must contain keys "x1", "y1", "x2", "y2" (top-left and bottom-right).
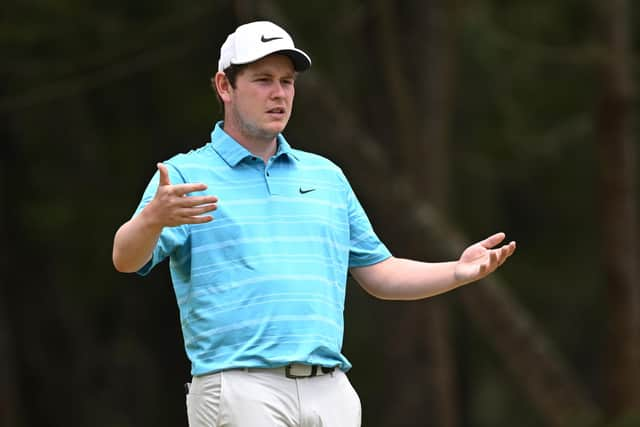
[{"x1": 112, "y1": 20, "x2": 516, "y2": 427}]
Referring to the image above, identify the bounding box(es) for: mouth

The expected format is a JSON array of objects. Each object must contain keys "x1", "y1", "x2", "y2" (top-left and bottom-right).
[{"x1": 266, "y1": 107, "x2": 286, "y2": 117}]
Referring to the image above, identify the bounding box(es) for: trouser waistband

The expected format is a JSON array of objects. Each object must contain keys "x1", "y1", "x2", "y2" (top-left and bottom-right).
[{"x1": 240, "y1": 364, "x2": 336, "y2": 379}]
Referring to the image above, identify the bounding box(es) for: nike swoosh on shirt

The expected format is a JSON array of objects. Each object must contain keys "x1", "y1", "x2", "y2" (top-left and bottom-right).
[{"x1": 299, "y1": 187, "x2": 316, "y2": 194}]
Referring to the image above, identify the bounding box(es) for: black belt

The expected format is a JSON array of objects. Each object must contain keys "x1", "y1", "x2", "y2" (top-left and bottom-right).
[{"x1": 238, "y1": 364, "x2": 335, "y2": 379}]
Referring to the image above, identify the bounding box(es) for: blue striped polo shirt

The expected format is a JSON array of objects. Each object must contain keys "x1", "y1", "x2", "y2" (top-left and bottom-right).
[{"x1": 134, "y1": 122, "x2": 391, "y2": 376}]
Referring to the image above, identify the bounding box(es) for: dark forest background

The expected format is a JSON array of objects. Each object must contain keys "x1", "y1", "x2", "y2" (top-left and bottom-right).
[{"x1": 1, "y1": 0, "x2": 639, "y2": 426}]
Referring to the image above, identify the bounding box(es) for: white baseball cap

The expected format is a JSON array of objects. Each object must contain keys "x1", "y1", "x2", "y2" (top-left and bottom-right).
[{"x1": 218, "y1": 21, "x2": 312, "y2": 72}]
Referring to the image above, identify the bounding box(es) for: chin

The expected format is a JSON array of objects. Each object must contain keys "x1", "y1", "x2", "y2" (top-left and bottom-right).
[{"x1": 264, "y1": 122, "x2": 288, "y2": 135}]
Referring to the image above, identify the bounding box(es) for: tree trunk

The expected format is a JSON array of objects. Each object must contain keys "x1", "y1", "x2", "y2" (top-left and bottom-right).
[
  {"x1": 418, "y1": 0, "x2": 457, "y2": 207},
  {"x1": 0, "y1": 124, "x2": 23, "y2": 425},
  {"x1": 422, "y1": 299, "x2": 458, "y2": 427},
  {"x1": 372, "y1": 0, "x2": 419, "y2": 174},
  {"x1": 372, "y1": 2, "x2": 461, "y2": 425},
  {"x1": 594, "y1": 0, "x2": 640, "y2": 417},
  {"x1": 0, "y1": 296, "x2": 21, "y2": 427},
  {"x1": 416, "y1": 1, "x2": 460, "y2": 426}
]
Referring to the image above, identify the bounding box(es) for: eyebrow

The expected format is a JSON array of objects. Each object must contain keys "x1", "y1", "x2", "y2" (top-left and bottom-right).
[{"x1": 249, "y1": 70, "x2": 297, "y2": 79}]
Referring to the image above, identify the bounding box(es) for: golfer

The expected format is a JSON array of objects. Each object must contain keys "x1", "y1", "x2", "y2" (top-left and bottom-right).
[{"x1": 112, "y1": 20, "x2": 516, "y2": 427}]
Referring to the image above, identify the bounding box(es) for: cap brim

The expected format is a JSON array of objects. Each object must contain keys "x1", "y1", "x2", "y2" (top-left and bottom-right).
[
  {"x1": 231, "y1": 48, "x2": 311, "y2": 72},
  {"x1": 278, "y1": 49, "x2": 312, "y2": 72}
]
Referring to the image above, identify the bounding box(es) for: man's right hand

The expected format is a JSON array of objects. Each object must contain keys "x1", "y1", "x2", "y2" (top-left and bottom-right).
[
  {"x1": 112, "y1": 163, "x2": 218, "y2": 273},
  {"x1": 143, "y1": 163, "x2": 218, "y2": 228}
]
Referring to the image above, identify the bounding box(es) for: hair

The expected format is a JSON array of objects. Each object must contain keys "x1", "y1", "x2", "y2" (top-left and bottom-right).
[{"x1": 213, "y1": 63, "x2": 247, "y2": 116}]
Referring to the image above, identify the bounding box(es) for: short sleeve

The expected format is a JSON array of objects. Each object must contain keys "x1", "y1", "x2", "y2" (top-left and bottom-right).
[
  {"x1": 133, "y1": 163, "x2": 190, "y2": 276},
  {"x1": 343, "y1": 174, "x2": 392, "y2": 267}
]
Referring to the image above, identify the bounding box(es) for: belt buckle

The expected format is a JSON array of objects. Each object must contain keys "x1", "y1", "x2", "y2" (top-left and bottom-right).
[{"x1": 285, "y1": 364, "x2": 316, "y2": 379}]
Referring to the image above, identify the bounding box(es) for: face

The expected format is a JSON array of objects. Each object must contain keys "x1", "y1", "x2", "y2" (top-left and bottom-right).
[{"x1": 221, "y1": 54, "x2": 296, "y2": 143}]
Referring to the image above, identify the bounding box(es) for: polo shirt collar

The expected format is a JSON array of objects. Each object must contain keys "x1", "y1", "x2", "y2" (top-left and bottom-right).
[
  {"x1": 275, "y1": 134, "x2": 299, "y2": 162},
  {"x1": 210, "y1": 121, "x2": 299, "y2": 167}
]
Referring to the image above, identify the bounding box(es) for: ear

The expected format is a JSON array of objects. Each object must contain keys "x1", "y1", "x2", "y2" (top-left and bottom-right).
[{"x1": 213, "y1": 71, "x2": 232, "y2": 103}]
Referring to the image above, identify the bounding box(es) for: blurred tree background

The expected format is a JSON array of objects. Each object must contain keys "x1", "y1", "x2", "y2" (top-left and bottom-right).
[{"x1": 1, "y1": 0, "x2": 639, "y2": 426}]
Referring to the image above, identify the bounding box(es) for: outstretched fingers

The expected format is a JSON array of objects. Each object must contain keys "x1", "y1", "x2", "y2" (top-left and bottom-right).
[
  {"x1": 494, "y1": 240, "x2": 516, "y2": 266},
  {"x1": 181, "y1": 202, "x2": 218, "y2": 217},
  {"x1": 480, "y1": 235, "x2": 516, "y2": 272},
  {"x1": 174, "y1": 194, "x2": 218, "y2": 222},
  {"x1": 480, "y1": 232, "x2": 506, "y2": 249},
  {"x1": 157, "y1": 163, "x2": 208, "y2": 195},
  {"x1": 457, "y1": 234, "x2": 517, "y2": 284},
  {"x1": 172, "y1": 182, "x2": 210, "y2": 196},
  {"x1": 164, "y1": 200, "x2": 217, "y2": 226},
  {"x1": 180, "y1": 211, "x2": 215, "y2": 224},
  {"x1": 480, "y1": 233, "x2": 517, "y2": 264},
  {"x1": 151, "y1": 163, "x2": 219, "y2": 226},
  {"x1": 482, "y1": 249, "x2": 499, "y2": 274}
]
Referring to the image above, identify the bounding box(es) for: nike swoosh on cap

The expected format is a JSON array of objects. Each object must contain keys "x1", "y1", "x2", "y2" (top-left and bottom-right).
[{"x1": 261, "y1": 35, "x2": 283, "y2": 42}]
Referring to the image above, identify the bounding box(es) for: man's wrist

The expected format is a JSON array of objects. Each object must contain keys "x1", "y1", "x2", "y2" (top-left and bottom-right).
[{"x1": 138, "y1": 205, "x2": 165, "y2": 234}]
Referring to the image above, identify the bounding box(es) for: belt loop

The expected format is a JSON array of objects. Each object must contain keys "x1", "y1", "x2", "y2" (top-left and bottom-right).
[{"x1": 311, "y1": 366, "x2": 318, "y2": 377}]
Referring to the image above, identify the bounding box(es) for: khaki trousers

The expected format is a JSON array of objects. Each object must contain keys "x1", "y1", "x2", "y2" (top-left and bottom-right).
[{"x1": 186, "y1": 367, "x2": 361, "y2": 427}]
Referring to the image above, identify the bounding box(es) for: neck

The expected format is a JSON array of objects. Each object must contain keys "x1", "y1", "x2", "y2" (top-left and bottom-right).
[{"x1": 222, "y1": 120, "x2": 278, "y2": 163}]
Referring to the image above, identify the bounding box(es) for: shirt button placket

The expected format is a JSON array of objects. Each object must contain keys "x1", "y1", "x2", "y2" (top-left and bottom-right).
[{"x1": 265, "y1": 159, "x2": 277, "y2": 195}]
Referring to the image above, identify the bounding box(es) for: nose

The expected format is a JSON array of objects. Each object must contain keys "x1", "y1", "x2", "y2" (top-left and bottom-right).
[{"x1": 270, "y1": 81, "x2": 286, "y2": 99}]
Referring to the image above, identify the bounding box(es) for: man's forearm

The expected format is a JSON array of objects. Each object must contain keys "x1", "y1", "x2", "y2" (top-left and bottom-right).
[
  {"x1": 351, "y1": 257, "x2": 463, "y2": 301},
  {"x1": 112, "y1": 210, "x2": 163, "y2": 273},
  {"x1": 351, "y1": 234, "x2": 515, "y2": 301}
]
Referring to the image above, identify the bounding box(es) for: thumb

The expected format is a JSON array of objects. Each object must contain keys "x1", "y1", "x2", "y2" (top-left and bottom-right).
[{"x1": 157, "y1": 163, "x2": 171, "y2": 186}]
